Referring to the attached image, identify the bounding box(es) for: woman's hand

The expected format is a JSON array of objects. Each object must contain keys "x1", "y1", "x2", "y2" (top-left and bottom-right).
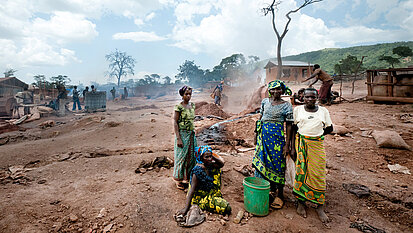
[
  {"x1": 283, "y1": 144, "x2": 291, "y2": 158},
  {"x1": 177, "y1": 138, "x2": 183, "y2": 148}
]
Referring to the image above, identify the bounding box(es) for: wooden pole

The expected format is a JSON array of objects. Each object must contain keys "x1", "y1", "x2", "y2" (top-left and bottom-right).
[{"x1": 351, "y1": 56, "x2": 366, "y2": 94}]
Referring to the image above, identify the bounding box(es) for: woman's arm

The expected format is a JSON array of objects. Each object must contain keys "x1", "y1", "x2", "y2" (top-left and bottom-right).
[
  {"x1": 290, "y1": 124, "x2": 298, "y2": 162},
  {"x1": 173, "y1": 111, "x2": 183, "y2": 147},
  {"x1": 177, "y1": 174, "x2": 198, "y2": 215},
  {"x1": 212, "y1": 154, "x2": 225, "y2": 168},
  {"x1": 284, "y1": 121, "x2": 292, "y2": 157}
]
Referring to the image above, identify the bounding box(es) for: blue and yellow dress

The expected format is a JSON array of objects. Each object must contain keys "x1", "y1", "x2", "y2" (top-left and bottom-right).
[
  {"x1": 189, "y1": 165, "x2": 230, "y2": 215},
  {"x1": 252, "y1": 98, "x2": 293, "y2": 186}
]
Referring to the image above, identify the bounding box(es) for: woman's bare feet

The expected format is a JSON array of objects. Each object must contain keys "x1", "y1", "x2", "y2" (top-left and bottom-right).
[
  {"x1": 316, "y1": 205, "x2": 330, "y2": 228},
  {"x1": 297, "y1": 202, "x2": 307, "y2": 218}
]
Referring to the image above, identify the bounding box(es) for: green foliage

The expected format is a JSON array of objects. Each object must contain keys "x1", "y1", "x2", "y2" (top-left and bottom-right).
[
  {"x1": 175, "y1": 60, "x2": 204, "y2": 87},
  {"x1": 284, "y1": 41, "x2": 413, "y2": 73},
  {"x1": 334, "y1": 55, "x2": 364, "y2": 75},
  {"x1": 50, "y1": 75, "x2": 70, "y2": 88},
  {"x1": 379, "y1": 55, "x2": 400, "y2": 68},
  {"x1": 393, "y1": 46, "x2": 413, "y2": 58},
  {"x1": 3, "y1": 68, "x2": 17, "y2": 77},
  {"x1": 33, "y1": 75, "x2": 53, "y2": 89}
]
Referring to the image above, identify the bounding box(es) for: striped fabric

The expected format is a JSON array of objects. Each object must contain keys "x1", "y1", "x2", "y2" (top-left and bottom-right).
[{"x1": 293, "y1": 134, "x2": 326, "y2": 205}]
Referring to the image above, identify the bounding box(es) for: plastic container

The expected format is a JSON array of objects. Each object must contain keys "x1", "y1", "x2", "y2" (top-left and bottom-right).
[{"x1": 243, "y1": 177, "x2": 270, "y2": 216}]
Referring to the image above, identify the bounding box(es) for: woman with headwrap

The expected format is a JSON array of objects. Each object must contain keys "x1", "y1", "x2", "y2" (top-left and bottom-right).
[
  {"x1": 173, "y1": 86, "x2": 197, "y2": 190},
  {"x1": 176, "y1": 146, "x2": 231, "y2": 216},
  {"x1": 252, "y1": 80, "x2": 293, "y2": 209}
]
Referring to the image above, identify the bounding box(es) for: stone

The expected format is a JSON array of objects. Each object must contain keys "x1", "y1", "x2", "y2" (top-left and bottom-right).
[
  {"x1": 69, "y1": 213, "x2": 78, "y2": 222},
  {"x1": 103, "y1": 223, "x2": 113, "y2": 232}
]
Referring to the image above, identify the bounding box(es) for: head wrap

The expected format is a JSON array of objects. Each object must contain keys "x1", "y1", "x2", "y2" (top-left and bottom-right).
[
  {"x1": 179, "y1": 85, "x2": 190, "y2": 96},
  {"x1": 268, "y1": 80, "x2": 292, "y2": 96},
  {"x1": 195, "y1": 145, "x2": 213, "y2": 164}
]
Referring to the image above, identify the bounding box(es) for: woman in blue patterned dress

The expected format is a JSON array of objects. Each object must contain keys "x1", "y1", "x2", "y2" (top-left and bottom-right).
[{"x1": 252, "y1": 80, "x2": 293, "y2": 209}]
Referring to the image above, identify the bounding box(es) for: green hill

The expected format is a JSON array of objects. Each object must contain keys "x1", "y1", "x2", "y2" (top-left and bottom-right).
[{"x1": 282, "y1": 41, "x2": 413, "y2": 74}]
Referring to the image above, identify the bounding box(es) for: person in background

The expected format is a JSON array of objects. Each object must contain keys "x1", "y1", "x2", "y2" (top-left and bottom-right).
[
  {"x1": 124, "y1": 87, "x2": 128, "y2": 99},
  {"x1": 252, "y1": 80, "x2": 293, "y2": 209},
  {"x1": 292, "y1": 88, "x2": 305, "y2": 105},
  {"x1": 15, "y1": 86, "x2": 33, "y2": 115},
  {"x1": 291, "y1": 87, "x2": 333, "y2": 227},
  {"x1": 302, "y1": 64, "x2": 334, "y2": 105},
  {"x1": 212, "y1": 81, "x2": 224, "y2": 106},
  {"x1": 72, "y1": 86, "x2": 82, "y2": 111},
  {"x1": 91, "y1": 85, "x2": 96, "y2": 93},
  {"x1": 173, "y1": 85, "x2": 197, "y2": 190},
  {"x1": 82, "y1": 86, "x2": 89, "y2": 103},
  {"x1": 176, "y1": 146, "x2": 231, "y2": 216},
  {"x1": 110, "y1": 87, "x2": 116, "y2": 100}
]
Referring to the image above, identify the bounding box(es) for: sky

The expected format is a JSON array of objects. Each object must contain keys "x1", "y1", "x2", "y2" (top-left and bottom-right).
[{"x1": 1, "y1": 0, "x2": 412, "y2": 85}]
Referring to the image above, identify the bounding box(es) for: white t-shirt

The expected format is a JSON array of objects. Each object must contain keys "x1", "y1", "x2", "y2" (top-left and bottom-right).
[{"x1": 293, "y1": 105, "x2": 332, "y2": 137}]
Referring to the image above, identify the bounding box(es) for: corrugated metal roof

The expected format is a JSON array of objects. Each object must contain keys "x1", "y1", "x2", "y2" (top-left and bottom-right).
[{"x1": 264, "y1": 60, "x2": 313, "y2": 68}]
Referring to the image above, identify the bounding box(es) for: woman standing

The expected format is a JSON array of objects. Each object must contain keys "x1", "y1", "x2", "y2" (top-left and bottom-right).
[
  {"x1": 252, "y1": 80, "x2": 293, "y2": 209},
  {"x1": 291, "y1": 87, "x2": 333, "y2": 225},
  {"x1": 173, "y1": 86, "x2": 197, "y2": 190}
]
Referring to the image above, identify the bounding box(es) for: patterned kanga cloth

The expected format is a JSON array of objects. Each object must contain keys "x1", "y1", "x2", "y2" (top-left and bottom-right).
[
  {"x1": 173, "y1": 130, "x2": 196, "y2": 181},
  {"x1": 293, "y1": 134, "x2": 326, "y2": 205},
  {"x1": 189, "y1": 166, "x2": 230, "y2": 215},
  {"x1": 252, "y1": 121, "x2": 286, "y2": 184}
]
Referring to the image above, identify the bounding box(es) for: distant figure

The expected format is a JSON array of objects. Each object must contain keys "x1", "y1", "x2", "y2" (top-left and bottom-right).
[
  {"x1": 72, "y1": 86, "x2": 82, "y2": 111},
  {"x1": 302, "y1": 64, "x2": 334, "y2": 105},
  {"x1": 110, "y1": 87, "x2": 116, "y2": 100},
  {"x1": 213, "y1": 81, "x2": 224, "y2": 106},
  {"x1": 15, "y1": 86, "x2": 33, "y2": 115},
  {"x1": 124, "y1": 87, "x2": 128, "y2": 99},
  {"x1": 82, "y1": 86, "x2": 89, "y2": 102},
  {"x1": 292, "y1": 88, "x2": 305, "y2": 105},
  {"x1": 91, "y1": 85, "x2": 96, "y2": 93}
]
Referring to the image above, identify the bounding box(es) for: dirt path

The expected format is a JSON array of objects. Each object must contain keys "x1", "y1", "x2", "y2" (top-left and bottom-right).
[{"x1": 0, "y1": 81, "x2": 412, "y2": 233}]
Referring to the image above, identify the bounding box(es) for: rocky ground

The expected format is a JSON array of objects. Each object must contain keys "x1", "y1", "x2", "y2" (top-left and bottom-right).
[{"x1": 0, "y1": 80, "x2": 412, "y2": 233}]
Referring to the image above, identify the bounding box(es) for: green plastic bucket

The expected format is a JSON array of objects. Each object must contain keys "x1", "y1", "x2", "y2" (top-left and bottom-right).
[{"x1": 243, "y1": 177, "x2": 270, "y2": 216}]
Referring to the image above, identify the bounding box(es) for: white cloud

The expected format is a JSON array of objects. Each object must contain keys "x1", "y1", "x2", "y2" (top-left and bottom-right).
[
  {"x1": 169, "y1": 0, "x2": 413, "y2": 61},
  {"x1": 134, "y1": 18, "x2": 144, "y2": 26},
  {"x1": 113, "y1": 31, "x2": 167, "y2": 42},
  {"x1": 31, "y1": 12, "x2": 98, "y2": 44},
  {"x1": 145, "y1": 12, "x2": 156, "y2": 21}
]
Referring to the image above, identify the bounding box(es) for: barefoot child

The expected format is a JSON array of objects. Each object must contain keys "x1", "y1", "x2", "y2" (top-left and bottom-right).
[
  {"x1": 291, "y1": 88, "x2": 333, "y2": 226},
  {"x1": 177, "y1": 146, "x2": 231, "y2": 216}
]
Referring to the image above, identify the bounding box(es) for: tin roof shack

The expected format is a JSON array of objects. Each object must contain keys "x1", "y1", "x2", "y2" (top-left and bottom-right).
[
  {"x1": 264, "y1": 60, "x2": 313, "y2": 83},
  {"x1": 366, "y1": 68, "x2": 413, "y2": 104},
  {"x1": 0, "y1": 77, "x2": 28, "y2": 117}
]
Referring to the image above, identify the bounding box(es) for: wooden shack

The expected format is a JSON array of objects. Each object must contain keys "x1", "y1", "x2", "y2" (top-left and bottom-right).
[
  {"x1": 264, "y1": 60, "x2": 312, "y2": 83},
  {"x1": 366, "y1": 68, "x2": 413, "y2": 103}
]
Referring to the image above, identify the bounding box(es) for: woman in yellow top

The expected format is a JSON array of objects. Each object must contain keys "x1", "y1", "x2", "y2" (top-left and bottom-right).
[{"x1": 173, "y1": 86, "x2": 197, "y2": 190}]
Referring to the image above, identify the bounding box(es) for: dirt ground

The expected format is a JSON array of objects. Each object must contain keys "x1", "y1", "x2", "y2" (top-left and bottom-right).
[{"x1": 0, "y1": 80, "x2": 412, "y2": 233}]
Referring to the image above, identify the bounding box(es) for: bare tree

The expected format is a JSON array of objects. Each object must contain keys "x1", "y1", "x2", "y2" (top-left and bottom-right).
[
  {"x1": 263, "y1": 0, "x2": 322, "y2": 79},
  {"x1": 106, "y1": 49, "x2": 136, "y2": 87}
]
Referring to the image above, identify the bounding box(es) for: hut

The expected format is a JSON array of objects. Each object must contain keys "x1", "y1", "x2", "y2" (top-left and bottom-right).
[{"x1": 264, "y1": 60, "x2": 313, "y2": 83}]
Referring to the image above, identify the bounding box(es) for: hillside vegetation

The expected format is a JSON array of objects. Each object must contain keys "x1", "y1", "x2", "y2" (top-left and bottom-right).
[{"x1": 283, "y1": 41, "x2": 413, "y2": 74}]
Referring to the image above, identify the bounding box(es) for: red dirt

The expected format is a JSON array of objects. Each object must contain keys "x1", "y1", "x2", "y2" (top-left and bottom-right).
[
  {"x1": 0, "y1": 80, "x2": 412, "y2": 233},
  {"x1": 195, "y1": 102, "x2": 231, "y2": 119}
]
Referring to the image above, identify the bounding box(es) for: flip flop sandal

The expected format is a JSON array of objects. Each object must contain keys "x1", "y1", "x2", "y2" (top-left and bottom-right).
[
  {"x1": 176, "y1": 183, "x2": 185, "y2": 190},
  {"x1": 270, "y1": 197, "x2": 284, "y2": 209}
]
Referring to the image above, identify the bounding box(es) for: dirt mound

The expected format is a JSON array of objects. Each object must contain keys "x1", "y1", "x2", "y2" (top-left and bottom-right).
[
  {"x1": 194, "y1": 101, "x2": 209, "y2": 109},
  {"x1": 195, "y1": 103, "x2": 231, "y2": 119}
]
